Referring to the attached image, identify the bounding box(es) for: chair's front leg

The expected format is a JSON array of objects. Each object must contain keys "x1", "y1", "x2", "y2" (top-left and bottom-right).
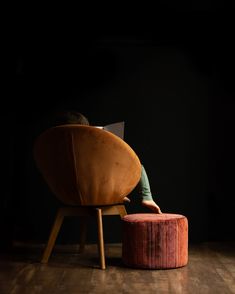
[
  {"x1": 96, "y1": 208, "x2": 106, "y2": 269},
  {"x1": 41, "y1": 208, "x2": 64, "y2": 263}
]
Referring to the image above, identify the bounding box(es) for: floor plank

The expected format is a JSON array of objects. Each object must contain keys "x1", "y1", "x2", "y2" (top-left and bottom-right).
[{"x1": 0, "y1": 242, "x2": 234, "y2": 294}]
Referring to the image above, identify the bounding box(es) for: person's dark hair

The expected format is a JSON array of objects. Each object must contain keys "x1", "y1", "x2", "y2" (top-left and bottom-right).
[{"x1": 51, "y1": 111, "x2": 90, "y2": 126}]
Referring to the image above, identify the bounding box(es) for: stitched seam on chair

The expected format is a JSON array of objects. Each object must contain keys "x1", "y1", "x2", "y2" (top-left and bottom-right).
[{"x1": 71, "y1": 131, "x2": 83, "y2": 204}]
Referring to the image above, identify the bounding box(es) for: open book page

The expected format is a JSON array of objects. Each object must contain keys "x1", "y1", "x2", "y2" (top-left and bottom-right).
[
  {"x1": 104, "y1": 122, "x2": 125, "y2": 139},
  {"x1": 94, "y1": 121, "x2": 125, "y2": 139}
]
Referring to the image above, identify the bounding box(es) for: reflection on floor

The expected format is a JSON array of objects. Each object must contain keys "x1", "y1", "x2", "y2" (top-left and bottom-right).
[{"x1": 0, "y1": 242, "x2": 235, "y2": 293}]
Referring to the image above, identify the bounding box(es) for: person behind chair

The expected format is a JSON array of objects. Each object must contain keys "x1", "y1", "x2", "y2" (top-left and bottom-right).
[{"x1": 50, "y1": 110, "x2": 162, "y2": 214}]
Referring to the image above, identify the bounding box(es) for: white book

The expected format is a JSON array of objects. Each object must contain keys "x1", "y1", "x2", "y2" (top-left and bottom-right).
[{"x1": 95, "y1": 121, "x2": 125, "y2": 140}]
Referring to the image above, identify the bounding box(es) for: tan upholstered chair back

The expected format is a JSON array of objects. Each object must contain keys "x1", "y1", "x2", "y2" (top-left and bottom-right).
[{"x1": 33, "y1": 125, "x2": 141, "y2": 206}]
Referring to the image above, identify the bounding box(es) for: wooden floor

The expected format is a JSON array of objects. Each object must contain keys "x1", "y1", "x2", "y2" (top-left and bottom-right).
[{"x1": 0, "y1": 242, "x2": 235, "y2": 294}]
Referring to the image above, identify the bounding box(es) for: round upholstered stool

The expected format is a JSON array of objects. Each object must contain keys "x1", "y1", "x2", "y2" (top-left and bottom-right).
[{"x1": 122, "y1": 213, "x2": 188, "y2": 269}]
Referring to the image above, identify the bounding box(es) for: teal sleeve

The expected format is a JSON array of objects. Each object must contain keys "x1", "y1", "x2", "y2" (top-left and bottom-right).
[{"x1": 137, "y1": 165, "x2": 153, "y2": 201}]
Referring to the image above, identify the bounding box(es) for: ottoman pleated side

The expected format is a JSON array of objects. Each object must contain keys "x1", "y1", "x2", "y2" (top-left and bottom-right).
[{"x1": 122, "y1": 213, "x2": 188, "y2": 269}]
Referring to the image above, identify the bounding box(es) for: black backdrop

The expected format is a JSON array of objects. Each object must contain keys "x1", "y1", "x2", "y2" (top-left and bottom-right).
[{"x1": 2, "y1": 9, "x2": 235, "y2": 248}]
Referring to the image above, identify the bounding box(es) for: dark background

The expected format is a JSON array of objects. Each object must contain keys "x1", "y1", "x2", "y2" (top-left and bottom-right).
[{"x1": 2, "y1": 8, "x2": 235, "y2": 249}]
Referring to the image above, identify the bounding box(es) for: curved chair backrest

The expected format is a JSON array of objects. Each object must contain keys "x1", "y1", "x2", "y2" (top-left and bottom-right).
[{"x1": 33, "y1": 125, "x2": 141, "y2": 206}]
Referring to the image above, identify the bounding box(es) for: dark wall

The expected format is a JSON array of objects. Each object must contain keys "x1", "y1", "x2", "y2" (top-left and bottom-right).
[{"x1": 2, "y1": 10, "x2": 235, "y2": 249}]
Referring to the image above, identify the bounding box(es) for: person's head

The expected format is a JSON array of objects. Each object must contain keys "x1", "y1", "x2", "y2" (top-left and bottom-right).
[{"x1": 51, "y1": 111, "x2": 90, "y2": 126}]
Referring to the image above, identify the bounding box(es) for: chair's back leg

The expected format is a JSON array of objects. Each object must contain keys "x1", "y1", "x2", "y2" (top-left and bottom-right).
[
  {"x1": 78, "y1": 217, "x2": 88, "y2": 253},
  {"x1": 117, "y1": 205, "x2": 127, "y2": 218},
  {"x1": 96, "y1": 208, "x2": 106, "y2": 269},
  {"x1": 41, "y1": 208, "x2": 64, "y2": 263}
]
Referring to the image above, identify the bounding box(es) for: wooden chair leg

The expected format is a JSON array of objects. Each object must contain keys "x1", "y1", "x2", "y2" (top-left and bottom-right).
[
  {"x1": 78, "y1": 217, "x2": 87, "y2": 253},
  {"x1": 41, "y1": 208, "x2": 64, "y2": 263},
  {"x1": 96, "y1": 208, "x2": 105, "y2": 269},
  {"x1": 117, "y1": 205, "x2": 127, "y2": 218}
]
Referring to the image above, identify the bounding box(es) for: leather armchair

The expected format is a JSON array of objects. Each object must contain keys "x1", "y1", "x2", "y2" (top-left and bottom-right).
[{"x1": 33, "y1": 124, "x2": 141, "y2": 269}]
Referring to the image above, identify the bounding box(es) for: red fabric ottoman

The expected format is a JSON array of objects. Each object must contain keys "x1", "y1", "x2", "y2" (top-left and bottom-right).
[{"x1": 122, "y1": 213, "x2": 188, "y2": 269}]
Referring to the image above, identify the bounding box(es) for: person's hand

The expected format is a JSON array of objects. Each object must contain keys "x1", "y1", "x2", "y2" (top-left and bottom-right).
[
  {"x1": 123, "y1": 196, "x2": 131, "y2": 203},
  {"x1": 141, "y1": 200, "x2": 162, "y2": 214}
]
